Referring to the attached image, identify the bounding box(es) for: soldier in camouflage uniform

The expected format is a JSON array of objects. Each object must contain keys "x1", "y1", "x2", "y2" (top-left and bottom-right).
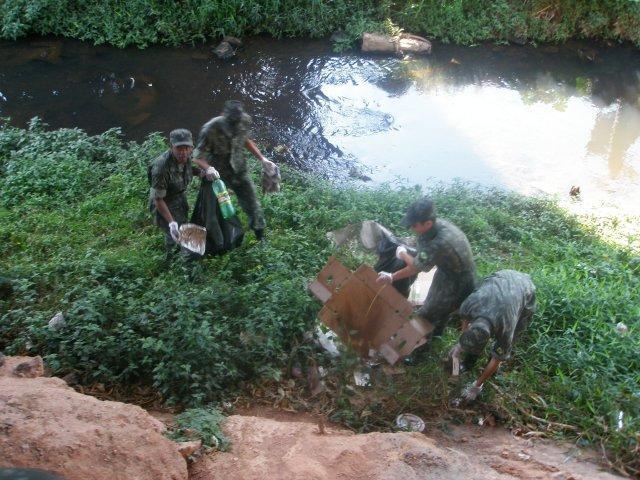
[
  {"x1": 449, "y1": 269, "x2": 536, "y2": 402},
  {"x1": 149, "y1": 129, "x2": 204, "y2": 258},
  {"x1": 377, "y1": 197, "x2": 477, "y2": 337},
  {"x1": 192, "y1": 100, "x2": 277, "y2": 240}
]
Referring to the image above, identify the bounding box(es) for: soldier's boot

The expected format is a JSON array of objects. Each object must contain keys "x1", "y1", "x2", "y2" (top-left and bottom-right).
[{"x1": 254, "y1": 228, "x2": 265, "y2": 242}]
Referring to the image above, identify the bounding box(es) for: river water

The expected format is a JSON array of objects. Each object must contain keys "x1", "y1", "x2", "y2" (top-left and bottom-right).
[{"x1": 1, "y1": 37, "x2": 639, "y2": 217}]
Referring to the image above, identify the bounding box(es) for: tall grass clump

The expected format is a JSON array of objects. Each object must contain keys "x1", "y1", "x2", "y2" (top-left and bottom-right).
[
  {"x1": 1, "y1": 0, "x2": 640, "y2": 48},
  {"x1": 0, "y1": 119, "x2": 638, "y2": 472}
]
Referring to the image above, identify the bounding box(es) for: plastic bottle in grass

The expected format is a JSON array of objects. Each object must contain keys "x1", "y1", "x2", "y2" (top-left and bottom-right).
[{"x1": 212, "y1": 178, "x2": 235, "y2": 219}]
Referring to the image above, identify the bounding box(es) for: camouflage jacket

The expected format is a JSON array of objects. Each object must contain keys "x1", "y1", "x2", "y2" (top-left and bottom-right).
[
  {"x1": 193, "y1": 113, "x2": 252, "y2": 174},
  {"x1": 459, "y1": 269, "x2": 536, "y2": 360},
  {"x1": 413, "y1": 219, "x2": 476, "y2": 276},
  {"x1": 148, "y1": 150, "x2": 193, "y2": 205}
]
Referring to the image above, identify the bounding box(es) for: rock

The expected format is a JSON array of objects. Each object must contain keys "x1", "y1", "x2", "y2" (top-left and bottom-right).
[
  {"x1": 330, "y1": 30, "x2": 349, "y2": 44},
  {"x1": 0, "y1": 356, "x2": 187, "y2": 480},
  {"x1": 361, "y1": 32, "x2": 431, "y2": 55},
  {"x1": 0, "y1": 352, "x2": 4, "y2": 367},
  {"x1": 48, "y1": 312, "x2": 66, "y2": 331},
  {"x1": 213, "y1": 41, "x2": 236, "y2": 60},
  {"x1": 11, "y1": 356, "x2": 44, "y2": 378},
  {"x1": 177, "y1": 440, "x2": 202, "y2": 459},
  {"x1": 62, "y1": 372, "x2": 79, "y2": 386}
]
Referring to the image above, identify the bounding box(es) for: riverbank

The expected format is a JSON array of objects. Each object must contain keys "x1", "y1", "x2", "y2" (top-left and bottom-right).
[
  {"x1": 2, "y1": 1, "x2": 640, "y2": 49},
  {"x1": 0, "y1": 120, "x2": 638, "y2": 474}
]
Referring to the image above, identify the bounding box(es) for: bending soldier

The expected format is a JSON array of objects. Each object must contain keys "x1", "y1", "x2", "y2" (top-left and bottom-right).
[
  {"x1": 192, "y1": 100, "x2": 277, "y2": 241},
  {"x1": 449, "y1": 269, "x2": 536, "y2": 402},
  {"x1": 377, "y1": 197, "x2": 477, "y2": 338}
]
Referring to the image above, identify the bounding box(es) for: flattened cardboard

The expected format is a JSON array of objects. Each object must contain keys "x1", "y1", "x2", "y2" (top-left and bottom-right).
[{"x1": 309, "y1": 257, "x2": 433, "y2": 364}]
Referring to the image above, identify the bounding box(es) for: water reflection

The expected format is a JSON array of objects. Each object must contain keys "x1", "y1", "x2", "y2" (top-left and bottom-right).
[{"x1": 1, "y1": 38, "x2": 639, "y2": 215}]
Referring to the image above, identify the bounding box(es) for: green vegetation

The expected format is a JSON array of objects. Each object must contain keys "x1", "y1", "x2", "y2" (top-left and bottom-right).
[
  {"x1": 0, "y1": 119, "x2": 638, "y2": 473},
  {"x1": 168, "y1": 406, "x2": 229, "y2": 451},
  {"x1": 1, "y1": 0, "x2": 640, "y2": 48}
]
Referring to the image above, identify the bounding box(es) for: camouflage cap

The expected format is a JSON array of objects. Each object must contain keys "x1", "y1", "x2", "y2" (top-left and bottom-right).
[
  {"x1": 169, "y1": 129, "x2": 193, "y2": 147},
  {"x1": 401, "y1": 197, "x2": 436, "y2": 227},
  {"x1": 459, "y1": 321, "x2": 491, "y2": 355}
]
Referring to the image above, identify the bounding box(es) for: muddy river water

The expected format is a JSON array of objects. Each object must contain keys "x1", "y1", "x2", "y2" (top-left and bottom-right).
[{"x1": 1, "y1": 37, "x2": 639, "y2": 217}]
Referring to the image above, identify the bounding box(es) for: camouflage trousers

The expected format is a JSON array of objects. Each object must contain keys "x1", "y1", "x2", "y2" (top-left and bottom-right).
[
  {"x1": 417, "y1": 269, "x2": 477, "y2": 337},
  {"x1": 219, "y1": 170, "x2": 266, "y2": 231}
]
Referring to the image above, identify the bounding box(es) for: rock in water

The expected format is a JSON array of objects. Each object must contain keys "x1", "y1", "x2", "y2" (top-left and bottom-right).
[{"x1": 213, "y1": 41, "x2": 236, "y2": 60}]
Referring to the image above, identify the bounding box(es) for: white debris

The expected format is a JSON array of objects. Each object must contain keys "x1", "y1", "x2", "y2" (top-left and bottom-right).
[
  {"x1": 315, "y1": 326, "x2": 340, "y2": 357},
  {"x1": 615, "y1": 322, "x2": 629, "y2": 334},
  {"x1": 353, "y1": 370, "x2": 371, "y2": 387},
  {"x1": 48, "y1": 312, "x2": 65, "y2": 331}
]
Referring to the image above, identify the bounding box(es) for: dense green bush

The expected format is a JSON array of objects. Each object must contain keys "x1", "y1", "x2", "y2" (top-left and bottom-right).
[
  {"x1": 1, "y1": 0, "x2": 640, "y2": 48},
  {"x1": 0, "y1": 119, "x2": 638, "y2": 471}
]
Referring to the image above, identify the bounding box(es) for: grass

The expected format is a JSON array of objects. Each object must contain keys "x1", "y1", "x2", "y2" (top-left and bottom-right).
[
  {"x1": 0, "y1": 118, "x2": 638, "y2": 474},
  {"x1": 1, "y1": 1, "x2": 640, "y2": 48}
]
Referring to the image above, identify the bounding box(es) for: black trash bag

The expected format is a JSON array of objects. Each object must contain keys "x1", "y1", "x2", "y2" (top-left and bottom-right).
[
  {"x1": 190, "y1": 179, "x2": 244, "y2": 255},
  {"x1": 373, "y1": 229, "x2": 418, "y2": 298}
]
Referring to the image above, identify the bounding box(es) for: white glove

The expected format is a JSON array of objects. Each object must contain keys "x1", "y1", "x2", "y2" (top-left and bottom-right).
[
  {"x1": 169, "y1": 221, "x2": 180, "y2": 242},
  {"x1": 462, "y1": 382, "x2": 483, "y2": 402},
  {"x1": 395, "y1": 245, "x2": 408, "y2": 260},
  {"x1": 262, "y1": 158, "x2": 277, "y2": 176},
  {"x1": 205, "y1": 166, "x2": 220, "y2": 181},
  {"x1": 376, "y1": 271, "x2": 394, "y2": 284}
]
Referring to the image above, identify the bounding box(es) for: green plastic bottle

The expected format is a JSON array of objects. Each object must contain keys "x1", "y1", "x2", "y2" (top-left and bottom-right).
[{"x1": 212, "y1": 178, "x2": 236, "y2": 219}]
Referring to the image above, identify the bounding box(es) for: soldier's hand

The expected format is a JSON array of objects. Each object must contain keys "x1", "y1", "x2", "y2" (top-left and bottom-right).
[
  {"x1": 376, "y1": 271, "x2": 394, "y2": 284},
  {"x1": 395, "y1": 245, "x2": 408, "y2": 260},
  {"x1": 462, "y1": 382, "x2": 483, "y2": 402},
  {"x1": 205, "y1": 166, "x2": 220, "y2": 181},
  {"x1": 169, "y1": 221, "x2": 181, "y2": 242},
  {"x1": 262, "y1": 158, "x2": 277, "y2": 176}
]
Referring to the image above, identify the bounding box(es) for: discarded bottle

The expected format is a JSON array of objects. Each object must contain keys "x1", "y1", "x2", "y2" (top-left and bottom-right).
[{"x1": 212, "y1": 178, "x2": 235, "y2": 219}]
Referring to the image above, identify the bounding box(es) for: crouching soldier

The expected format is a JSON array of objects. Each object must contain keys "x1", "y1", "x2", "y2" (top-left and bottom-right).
[
  {"x1": 377, "y1": 197, "x2": 477, "y2": 338},
  {"x1": 449, "y1": 269, "x2": 536, "y2": 403}
]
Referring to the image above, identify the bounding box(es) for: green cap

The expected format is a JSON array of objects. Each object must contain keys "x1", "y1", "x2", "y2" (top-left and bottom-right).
[
  {"x1": 401, "y1": 197, "x2": 436, "y2": 227},
  {"x1": 169, "y1": 129, "x2": 193, "y2": 147}
]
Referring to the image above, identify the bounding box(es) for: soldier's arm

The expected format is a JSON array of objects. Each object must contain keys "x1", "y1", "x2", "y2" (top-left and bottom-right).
[
  {"x1": 154, "y1": 197, "x2": 174, "y2": 224},
  {"x1": 191, "y1": 127, "x2": 214, "y2": 171},
  {"x1": 474, "y1": 357, "x2": 502, "y2": 387},
  {"x1": 150, "y1": 165, "x2": 174, "y2": 224},
  {"x1": 245, "y1": 138, "x2": 268, "y2": 164},
  {"x1": 389, "y1": 263, "x2": 420, "y2": 282}
]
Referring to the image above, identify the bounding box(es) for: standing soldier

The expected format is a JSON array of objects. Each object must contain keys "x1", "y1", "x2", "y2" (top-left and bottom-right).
[
  {"x1": 192, "y1": 100, "x2": 277, "y2": 241},
  {"x1": 377, "y1": 197, "x2": 477, "y2": 338},
  {"x1": 149, "y1": 128, "x2": 215, "y2": 259},
  {"x1": 448, "y1": 269, "x2": 536, "y2": 402}
]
